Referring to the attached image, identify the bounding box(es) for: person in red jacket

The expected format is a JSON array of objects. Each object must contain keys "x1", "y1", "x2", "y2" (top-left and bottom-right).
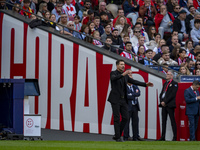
[{"x1": 154, "y1": 5, "x2": 174, "y2": 39}]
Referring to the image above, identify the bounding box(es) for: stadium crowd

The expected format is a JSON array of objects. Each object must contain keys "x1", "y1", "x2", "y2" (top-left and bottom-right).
[{"x1": 1, "y1": 0, "x2": 200, "y2": 76}]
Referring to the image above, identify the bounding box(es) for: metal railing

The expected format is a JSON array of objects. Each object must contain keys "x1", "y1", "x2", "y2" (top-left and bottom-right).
[{"x1": 0, "y1": 1, "x2": 182, "y2": 77}]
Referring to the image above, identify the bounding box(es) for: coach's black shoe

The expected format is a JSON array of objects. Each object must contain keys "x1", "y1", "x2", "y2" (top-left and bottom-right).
[
  {"x1": 137, "y1": 137, "x2": 145, "y2": 141},
  {"x1": 112, "y1": 136, "x2": 117, "y2": 140},
  {"x1": 132, "y1": 138, "x2": 139, "y2": 141},
  {"x1": 157, "y1": 138, "x2": 165, "y2": 141},
  {"x1": 115, "y1": 138, "x2": 123, "y2": 142}
]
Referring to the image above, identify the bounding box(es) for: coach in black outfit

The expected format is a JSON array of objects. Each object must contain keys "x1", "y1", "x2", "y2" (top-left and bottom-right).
[
  {"x1": 108, "y1": 60, "x2": 153, "y2": 142},
  {"x1": 158, "y1": 70, "x2": 178, "y2": 141}
]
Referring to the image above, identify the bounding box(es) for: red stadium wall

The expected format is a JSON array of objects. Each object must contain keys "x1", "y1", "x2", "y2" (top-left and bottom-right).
[{"x1": 0, "y1": 12, "x2": 198, "y2": 141}]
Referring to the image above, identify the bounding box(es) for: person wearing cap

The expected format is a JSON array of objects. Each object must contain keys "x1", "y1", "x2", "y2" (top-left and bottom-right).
[
  {"x1": 184, "y1": 80, "x2": 200, "y2": 141},
  {"x1": 158, "y1": 70, "x2": 178, "y2": 141},
  {"x1": 173, "y1": 9, "x2": 191, "y2": 41},
  {"x1": 82, "y1": 9, "x2": 94, "y2": 25}
]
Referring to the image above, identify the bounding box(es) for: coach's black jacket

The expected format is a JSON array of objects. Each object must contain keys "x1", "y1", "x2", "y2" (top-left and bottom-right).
[{"x1": 107, "y1": 70, "x2": 147, "y2": 104}]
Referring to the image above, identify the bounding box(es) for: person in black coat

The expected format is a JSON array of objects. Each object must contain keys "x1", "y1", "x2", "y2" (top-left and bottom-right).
[
  {"x1": 108, "y1": 60, "x2": 153, "y2": 142},
  {"x1": 158, "y1": 70, "x2": 178, "y2": 141},
  {"x1": 173, "y1": 9, "x2": 191, "y2": 41},
  {"x1": 123, "y1": 71, "x2": 142, "y2": 141}
]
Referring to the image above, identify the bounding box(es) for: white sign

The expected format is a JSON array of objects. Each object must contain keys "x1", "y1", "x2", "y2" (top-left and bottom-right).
[{"x1": 24, "y1": 115, "x2": 41, "y2": 137}]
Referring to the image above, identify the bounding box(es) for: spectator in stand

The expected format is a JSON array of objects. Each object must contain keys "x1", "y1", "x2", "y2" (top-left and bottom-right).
[
  {"x1": 75, "y1": 0, "x2": 85, "y2": 15},
  {"x1": 190, "y1": 45, "x2": 200, "y2": 56},
  {"x1": 185, "y1": 58, "x2": 194, "y2": 75},
  {"x1": 153, "y1": 39, "x2": 166, "y2": 56},
  {"x1": 113, "y1": 8, "x2": 132, "y2": 27},
  {"x1": 21, "y1": 0, "x2": 36, "y2": 13},
  {"x1": 134, "y1": 22, "x2": 149, "y2": 43},
  {"x1": 155, "y1": 5, "x2": 174, "y2": 39},
  {"x1": 0, "y1": 0, "x2": 8, "y2": 10},
  {"x1": 136, "y1": 17, "x2": 146, "y2": 32},
  {"x1": 119, "y1": 34, "x2": 134, "y2": 54},
  {"x1": 171, "y1": 4, "x2": 180, "y2": 18},
  {"x1": 139, "y1": 0, "x2": 157, "y2": 26},
  {"x1": 130, "y1": 27, "x2": 141, "y2": 47},
  {"x1": 178, "y1": 66, "x2": 191, "y2": 75},
  {"x1": 149, "y1": 33, "x2": 161, "y2": 50},
  {"x1": 138, "y1": 49, "x2": 154, "y2": 65},
  {"x1": 173, "y1": 9, "x2": 190, "y2": 41},
  {"x1": 176, "y1": 49, "x2": 187, "y2": 65},
  {"x1": 166, "y1": 30, "x2": 183, "y2": 46},
  {"x1": 49, "y1": 14, "x2": 59, "y2": 29},
  {"x1": 120, "y1": 42, "x2": 135, "y2": 61},
  {"x1": 169, "y1": 35, "x2": 179, "y2": 53},
  {"x1": 114, "y1": 16, "x2": 127, "y2": 35},
  {"x1": 44, "y1": 10, "x2": 50, "y2": 21},
  {"x1": 122, "y1": 0, "x2": 139, "y2": 25},
  {"x1": 183, "y1": 0, "x2": 195, "y2": 15},
  {"x1": 185, "y1": 40, "x2": 194, "y2": 58},
  {"x1": 196, "y1": 52, "x2": 200, "y2": 61},
  {"x1": 57, "y1": 13, "x2": 68, "y2": 31},
  {"x1": 161, "y1": 63, "x2": 169, "y2": 74},
  {"x1": 148, "y1": 26, "x2": 157, "y2": 41},
  {"x1": 51, "y1": 2, "x2": 65, "y2": 22},
  {"x1": 166, "y1": 0, "x2": 178, "y2": 13},
  {"x1": 170, "y1": 44, "x2": 181, "y2": 60},
  {"x1": 61, "y1": 21, "x2": 82, "y2": 39},
  {"x1": 62, "y1": 0, "x2": 76, "y2": 20},
  {"x1": 74, "y1": 15, "x2": 82, "y2": 31},
  {"x1": 186, "y1": 5, "x2": 196, "y2": 23},
  {"x1": 195, "y1": 69, "x2": 200, "y2": 75},
  {"x1": 87, "y1": 21, "x2": 95, "y2": 35},
  {"x1": 93, "y1": 16, "x2": 104, "y2": 36},
  {"x1": 107, "y1": 20, "x2": 114, "y2": 31},
  {"x1": 101, "y1": 24, "x2": 112, "y2": 42},
  {"x1": 82, "y1": 9, "x2": 94, "y2": 25},
  {"x1": 136, "y1": 45, "x2": 145, "y2": 62},
  {"x1": 78, "y1": 0, "x2": 91, "y2": 21},
  {"x1": 80, "y1": 24, "x2": 89, "y2": 40},
  {"x1": 51, "y1": 0, "x2": 56, "y2": 7},
  {"x1": 134, "y1": 36, "x2": 148, "y2": 54},
  {"x1": 111, "y1": 29, "x2": 123, "y2": 45},
  {"x1": 95, "y1": 2, "x2": 113, "y2": 19},
  {"x1": 7, "y1": 0, "x2": 20, "y2": 10},
  {"x1": 37, "y1": 2, "x2": 47, "y2": 18},
  {"x1": 157, "y1": 50, "x2": 178, "y2": 65},
  {"x1": 155, "y1": 0, "x2": 164, "y2": 13},
  {"x1": 190, "y1": 12, "x2": 200, "y2": 29},
  {"x1": 20, "y1": 0, "x2": 33, "y2": 18},
  {"x1": 193, "y1": 60, "x2": 200, "y2": 74},
  {"x1": 99, "y1": 11, "x2": 109, "y2": 27},
  {"x1": 92, "y1": 30, "x2": 102, "y2": 46},
  {"x1": 153, "y1": 45, "x2": 169, "y2": 62},
  {"x1": 12, "y1": 3, "x2": 21, "y2": 13},
  {"x1": 102, "y1": 36, "x2": 116, "y2": 53},
  {"x1": 191, "y1": 19, "x2": 200, "y2": 47},
  {"x1": 120, "y1": 24, "x2": 133, "y2": 40}
]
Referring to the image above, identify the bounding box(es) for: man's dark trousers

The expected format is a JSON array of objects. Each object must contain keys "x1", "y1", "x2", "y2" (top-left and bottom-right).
[{"x1": 111, "y1": 99, "x2": 129, "y2": 139}]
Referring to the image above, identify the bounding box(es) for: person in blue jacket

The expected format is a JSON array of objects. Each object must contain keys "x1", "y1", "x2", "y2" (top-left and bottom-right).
[
  {"x1": 123, "y1": 70, "x2": 142, "y2": 141},
  {"x1": 184, "y1": 80, "x2": 200, "y2": 141}
]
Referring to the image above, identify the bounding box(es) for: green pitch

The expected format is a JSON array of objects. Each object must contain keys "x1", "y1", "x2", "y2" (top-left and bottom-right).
[{"x1": 0, "y1": 141, "x2": 200, "y2": 150}]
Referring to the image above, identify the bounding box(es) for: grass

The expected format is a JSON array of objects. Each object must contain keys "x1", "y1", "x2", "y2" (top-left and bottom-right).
[{"x1": 0, "y1": 141, "x2": 200, "y2": 150}]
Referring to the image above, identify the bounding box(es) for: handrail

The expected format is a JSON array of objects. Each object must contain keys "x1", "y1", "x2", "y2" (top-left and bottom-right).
[{"x1": 0, "y1": 1, "x2": 182, "y2": 75}]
